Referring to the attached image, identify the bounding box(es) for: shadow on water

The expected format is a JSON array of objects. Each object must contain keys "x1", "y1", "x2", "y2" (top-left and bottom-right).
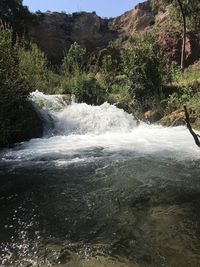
[{"x1": 0, "y1": 155, "x2": 200, "y2": 266}]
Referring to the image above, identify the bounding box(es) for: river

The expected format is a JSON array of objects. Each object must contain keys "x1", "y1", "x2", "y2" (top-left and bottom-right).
[{"x1": 0, "y1": 91, "x2": 200, "y2": 267}]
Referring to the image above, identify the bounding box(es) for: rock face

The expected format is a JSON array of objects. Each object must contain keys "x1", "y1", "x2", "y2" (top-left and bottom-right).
[
  {"x1": 28, "y1": 11, "x2": 118, "y2": 63},
  {"x1": 28, "y1": 2, "x2": 155, "y2": 63},
  {"x1": 111, "y1": 1, "x2": 155, "y2": 34},
  {"x1": 159, "y1": 31, "x2": 200, "y2": 67},
  {"x1": 28, "y1": 1, "x2": 200, "y2": 66}
]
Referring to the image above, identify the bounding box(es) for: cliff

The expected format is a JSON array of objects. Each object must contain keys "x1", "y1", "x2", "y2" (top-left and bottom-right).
[
  {"x1": 28, "y1": 11, "x2": 118, "y2": 63},
  {"x1": 111, "y1": 1, "x2": 155, "y2": 34},
  {"x1": 27, "y1": 1, "x2": 200, "y2": 66}
]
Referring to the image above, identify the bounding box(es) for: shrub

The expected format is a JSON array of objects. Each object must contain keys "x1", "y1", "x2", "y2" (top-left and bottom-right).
[
  {"x1": 120, "y1": 34, "x2": 171, "y2": 111},
  {"x1": 61, "y1": 42, "x2": 86, "y2": 76},
  {"x1": 0, "y1": 29, "x2": 42, "y2": 147},
  {"x1": 60, "y1": 43, "x2": 106, "y2": 104},
  {"x1": 61, "y1": 73, "x2": 107, "y2": 105},
  {"x1": 18, "y1": 43, "x2": 50, "y2": 91}
]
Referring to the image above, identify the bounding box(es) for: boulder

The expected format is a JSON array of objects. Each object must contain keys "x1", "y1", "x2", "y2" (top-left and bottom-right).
[
  {"x1": 159, "y1": 109, "x2": 185, "y2": 127},
  {"x1": 0, "y1": 101, "x2": 43, "y2": 148},
  {"x1": 144, "y1": 110, "x2": 162, "y2": 123}
]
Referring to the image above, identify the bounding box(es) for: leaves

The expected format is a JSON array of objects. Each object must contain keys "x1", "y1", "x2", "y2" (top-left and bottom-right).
[
  {"x1": 151, "y1": 0, "x2": 200, "y2": 31},
  {"x1": 61, "y1": 42, "x2": 86, "y2": 76},
  {"x1": 120, "y1": 34, "x2": 170, "y2": 110}
]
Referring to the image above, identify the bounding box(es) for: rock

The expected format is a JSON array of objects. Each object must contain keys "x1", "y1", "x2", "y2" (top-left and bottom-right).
[
  {"x1": 27, "y1": 1, "x2": 200, "y2": 66},
  {"x1": 185, "y1": 32, "x2": 200, "y2": 67},
  {"x1": 12, "y1": 101, "x2": 43, "y2": 143},
  {"x1": 27, "y1": 2, "x2": 156, "y2": 63},
  {"x1": 97, "y1": 47, "x2": 120, "y2": 64},
  {"x1": 28, "y1": 12, "x2": 72, "y2": 64},
  {"x1": 61, "y1": 94, "x2": 73, "y2": 104},
  {"x1": 28, "y1": 12, "x2": 118, "y2": 63},
  {"x1": 38, "y1": 243, "x2": 72, "y2": 265},
  {"x1": 159, "y1": 109, "x2": 185, "y2": 126},
  {"x1": 144, "y1": 110, "x2": 162, "y2": 123},
  {"x1": 55, "y1": 248, "x2": 71, "y2": 264},
  {"x1": 95, "y1": 72, "x2": 102, "y2": 81},
  {"x1": 159, "y1": 31, "x2": 182, "y2": 65},
  {"x1": 159, "y1": 108, "x2": 199, "y2": 128},
  {"x1": 0, "y1": 101, "x2": 43, "y2": 148},
  {"x1": 111, "y1": 1, "x2": 155, "y2": 34},
  {"x1": 159, "y1": 31, "x2": 200, "y2": 67}
]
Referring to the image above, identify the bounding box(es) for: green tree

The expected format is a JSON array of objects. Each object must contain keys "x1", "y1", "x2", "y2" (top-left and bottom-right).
[
  {"x1": 61, "y1": 42, "x2": 86, "y2": 76},
  {"x1": 60, "y1": 43, "x2": 107, "y2": 104},
  {"x1": 0, "y1": 29, "x2": 42, "y2": 147},
  {"x1": 18, "y1": 42, "x2": 50, "y2": 92},
  {"x1": 121, "y1": 35, "x2": 170, "y2": 111},
  {"x1": 100, "y1": 56, "x2": 114, "y2": 91}
]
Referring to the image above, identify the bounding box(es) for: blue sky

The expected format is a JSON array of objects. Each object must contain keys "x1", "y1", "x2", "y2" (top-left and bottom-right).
[{"x1": 23, "y1": 0, "x2": 143, "y2": 18}]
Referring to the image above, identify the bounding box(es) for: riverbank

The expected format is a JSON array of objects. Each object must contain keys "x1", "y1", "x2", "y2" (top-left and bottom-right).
[{"x1": 1, "y1": 29, "x2": 200, "y2": 148}]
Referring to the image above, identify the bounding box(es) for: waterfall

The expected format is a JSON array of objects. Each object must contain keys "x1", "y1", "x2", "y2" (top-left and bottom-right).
[
  {"x1": 1, "y1": 91, "x2": 199, "y2": 163},
  {"x1": 1, "y1": 92, "x2": 200, "y2": 267},
  {"x1": 30, "y1": 90, "x2": 138, "y2": 135}
]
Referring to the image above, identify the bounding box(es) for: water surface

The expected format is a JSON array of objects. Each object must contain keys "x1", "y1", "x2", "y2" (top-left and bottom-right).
[{"x1": 0, "y1": 92, "x2": 200, "y2": 267}]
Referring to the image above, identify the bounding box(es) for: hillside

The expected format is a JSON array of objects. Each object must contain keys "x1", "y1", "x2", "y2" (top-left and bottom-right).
[
  {"x1": 26, "y1": 1, "x2": 200, "y2": 66},
  {"x1": 28, "y1": 11, "x2": 118, "y2": 64}
]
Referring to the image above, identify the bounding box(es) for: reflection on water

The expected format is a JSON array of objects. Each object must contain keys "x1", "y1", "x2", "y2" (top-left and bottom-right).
[{"x1": 0, "y1": 154, "x2": 200, "y2": 267}]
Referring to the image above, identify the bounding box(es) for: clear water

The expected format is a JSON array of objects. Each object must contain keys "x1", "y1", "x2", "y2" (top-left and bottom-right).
[{"x1": 0, "y1": 92, "x2": 200, "y2": 267}]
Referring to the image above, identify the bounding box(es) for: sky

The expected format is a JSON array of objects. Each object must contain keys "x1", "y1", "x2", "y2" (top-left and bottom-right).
[{"x1": 23, "y1": 0, "x2": 143, "y2": 18}]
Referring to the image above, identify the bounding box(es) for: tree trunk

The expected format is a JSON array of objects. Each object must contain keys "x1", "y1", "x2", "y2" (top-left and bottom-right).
[{"x1": 177, "y1": 0, "x2": 186, "y2": 71}]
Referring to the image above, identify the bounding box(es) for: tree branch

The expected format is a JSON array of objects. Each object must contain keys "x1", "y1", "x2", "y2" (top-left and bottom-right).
[{"x1": 184, "y1": 105, "x2": 200, "y2": 147}]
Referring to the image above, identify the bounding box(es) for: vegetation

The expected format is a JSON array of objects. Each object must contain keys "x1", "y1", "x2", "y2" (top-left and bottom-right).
[
  {"x1": 165, "y1": 61, "x2": 200, "y2": 128},
  {"x1": 0, "y1": 29, "x2": 44, "y2": 146},
  {"x1": 60, "y1": 42, "x2": 107, "y2": 104},
  {"x1": 1, "y1": 0, "x2": 200, "y2": 147},
  {"x1": 120, "y1": 35, "x2": 170, "y2": 112},
  {"x1": 0, "y1": 0, "x2": 34, "y2": 37},
  {"x1": 61, "y1": 42, "x2": 86, "y2": 76},
  {"x1": 151, "y1": 0, "x2": 200, "y2": 70}
]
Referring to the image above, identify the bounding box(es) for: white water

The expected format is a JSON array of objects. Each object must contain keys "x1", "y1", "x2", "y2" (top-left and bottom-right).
[
  {"x1": 2, "y1": 91, "x2": 200, "y2": 163},
  {"x1": 1, "y1": 91, "x2": 200, "y2": 267}
]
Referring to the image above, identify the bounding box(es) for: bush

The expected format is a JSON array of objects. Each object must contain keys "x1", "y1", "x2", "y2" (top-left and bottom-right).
[
  {"x1": 120, "y1": 34, "x2": 171, "y2": 111},
  {"x1": 18, "y1": 42, "x2": 49, "y2": 91},
  {"x1": 61, "y1": 42, "x2": 86, "y2": 76},
  {"x1": 0, "y1": 29, "x2": 42, "y2": 147},
  {"x1": 18, "y1": 41, "x2": 62, "y2": 94},
  {"x1": 61, "y1": 73, "x2": 107, "y2": 105},
  {"x1": 60, "y1": 43, "x2": 106, "y2": 104}
]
